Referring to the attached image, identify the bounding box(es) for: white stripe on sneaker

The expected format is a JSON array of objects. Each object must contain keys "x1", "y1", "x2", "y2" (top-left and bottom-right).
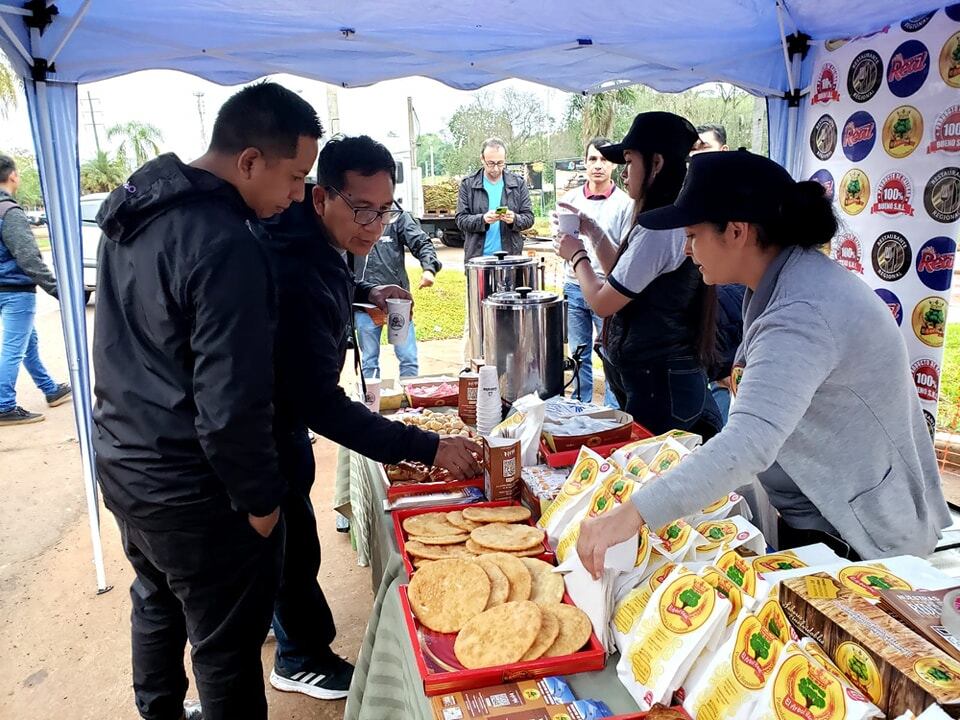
[
  {"x1": 269, "y1": 669, "x2": 350, "y2": 701},
  {"x1": 309, "y1": 675, "x2": 328, "y2": 686},
  {"x1": 291, "y1": 672, "x2": 305, "y2": 681}
]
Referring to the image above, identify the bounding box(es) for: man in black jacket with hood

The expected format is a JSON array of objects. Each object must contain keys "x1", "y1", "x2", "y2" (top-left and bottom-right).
[
  {"x1": 260, "y1": 135, "x2": 480, "y2": 701},
  {"x1": 93, "y1": 82, "x2": 322, "y2": 720}
]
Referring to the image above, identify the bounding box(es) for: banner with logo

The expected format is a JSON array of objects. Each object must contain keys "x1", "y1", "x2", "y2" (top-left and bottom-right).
[{"x1": 799, "y1": 5, "x2": 960, "y2": 435}]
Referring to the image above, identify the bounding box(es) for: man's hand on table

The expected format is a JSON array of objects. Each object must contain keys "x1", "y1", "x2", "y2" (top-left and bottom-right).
[{"x1": 433, "y1": 437, "x2": 483, "y2": 480}]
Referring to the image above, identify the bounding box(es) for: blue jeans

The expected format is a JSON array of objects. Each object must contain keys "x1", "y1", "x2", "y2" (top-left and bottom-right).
[
  {"x1": 0, "y1": 291, "x2": 57, "y2": 412},
  {"x1": 565, "y1": 282, "x2": 617, "y2": 407},
  {"x1": 354, "y1": 311, "x2": 419, "y2": 379},
  {"x1": 709, "y1": 383, "x2": 732, "y2": 426}
]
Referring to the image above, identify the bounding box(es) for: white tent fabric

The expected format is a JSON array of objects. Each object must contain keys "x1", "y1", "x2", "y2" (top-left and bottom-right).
[{"x1": 0, "y1": 0, "x2": 942, "y2": 590}]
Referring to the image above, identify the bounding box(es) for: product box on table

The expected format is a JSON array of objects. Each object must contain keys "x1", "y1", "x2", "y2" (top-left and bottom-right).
[
  {"x1": 377, "y1": 461, "x2": 485, "y2": 502},
  {"x1": 393, "y1": 500, "x2": 551, "y2": 578},
  {"x1": 538, "y1": 422, "x2": 653, "y2": 468},
  {"x1": 541, "y1": 410, "x2": 634, "y2": 452},
  {"x1": 779, "y1": 574, "x2": 960, "y2": 718},
  {"x1": 521, "y1": 465, "x2": 569, "y2": 522},
  {"x1": 484, "y1": 437, "x2": 522, "y2": 502},
  {"x1": 429, "y1": 675, "x2": 617, "y2": 719},
  {"x1": 399, "y1": 585, "x2": 606, "y2": 697},
  {"x1": 402, "y1": 375, "x2": 461, "y2": 408}
]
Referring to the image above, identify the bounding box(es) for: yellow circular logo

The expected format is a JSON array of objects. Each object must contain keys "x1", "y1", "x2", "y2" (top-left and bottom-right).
[
  {"x1": 625, "y1": 457, "x2": 648, "y2": 478},
  {"x1": 915, "y1": 656, "x2": 960, "y2": 693},
  {"x1": 565, "y1": 457, "x2": 599, "y2": 495},
  {"x1": 758, "y1": 600, "x2": 792, "y2": 644},
  {"x1": 701, "y1": 568, "x2": 744, "y2": 625},
  {"x1": 772, "y1": 652, "x2": 846, "y2": 720},
  {"x1": 754, "y1": 554, "x2": 809, "y2": 575},
  {"x1": 697, "y1": 520, "x2": 739, "y2": 551},
  {"x1": 882, "y1": 105, "x2": 924, "y2": 159},
  {"x1": 840, "y1": 169, "x2": 870, "y2": 216},
  {"x1": 587, "y1": 475, "x2": 633, "y2": 517},
  {"x1": 658, "y1": 575, "x2": 717, "y2": 634},
  {"x1": 718, "y1": 549, "x2": 756, "y2": 597},
  {"x1": 523, "y1": 688, "x2": 541, "y2": 700},
  {"x1": 651, "y1": 448, "x2": 681, "y2": 474},
  {"x1": 658, "y1": 520, "x2": 692, "y2": 554},
  {"x1": 732, "y1": 616, "x2": 781, "y2": 690},
  {"x1": 912, "y1": 296, "x2": 948, "y2": 348},
  {"x1": 837, "y1": 565, "x2": 912, "y2": 600},
  {"x1": 941, "y1": 31, "x2": 960, "y2": 89},
  {"x1": 835, "y1": 642, "x2": 883, "y2": 705}
]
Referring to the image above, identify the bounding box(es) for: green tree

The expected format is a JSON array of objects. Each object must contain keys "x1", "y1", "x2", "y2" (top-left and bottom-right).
[
  {"x1": 416, "y1": 132, "x2": 452, "y2": 178},
  {"x1": 1, "y1": 149, "x2": 42, "y2": 208},
  {"x1": 666, "y1": 524, "x2": 681, "y2": 540},
  {"x1": 767, "y1": 618, "x2": 783, "y2": 640},
  {"x1": 726, "y1": 565, "x2": 745, "y2": 586},
  {"x1": 749, "y1": 632, "x2": 771, "y2": 660},
  {"x1": 928, "y1": 667, "x2": 952, "y2": 683},
  {"x1": 0, "y1": 60, "x2": 18, "y2": 119},
  {"x1": 678, "y1": 588, "x2": 701, "y2": 610},
  {"x1": 80, "y1": 150, "x2": 127, "y2": 194},
  {"x1": 866, "y1": 575, "x2": 892, "y2": 590},
  {"x1": 107, "y1": 121, "x2": 164, "y2": 171},
  {"x1": 798, "y1": 677, "x2": 826, "y2": 710},
  {"x1": 569, "y1": 86, "x2": 637, "y2": 145},
  {"x1": 707, "y1": 526, "x2": 725, "y2": 540},
  {"x1": 848, "y1": 657, "x2": 869, "y2": 683}
]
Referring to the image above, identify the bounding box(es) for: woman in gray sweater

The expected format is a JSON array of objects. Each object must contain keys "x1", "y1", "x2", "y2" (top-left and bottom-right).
[{"x1": 577, "y1": 150, "x2": 950, "y2": 571}]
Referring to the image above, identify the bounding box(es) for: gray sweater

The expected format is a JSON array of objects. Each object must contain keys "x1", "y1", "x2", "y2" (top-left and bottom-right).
[
  {"x1": 630, "y1": 246, "x2": 950, "y2": 559},
  {"x1": 0, "y1": 189, "x2": 58, "y2": 297}
]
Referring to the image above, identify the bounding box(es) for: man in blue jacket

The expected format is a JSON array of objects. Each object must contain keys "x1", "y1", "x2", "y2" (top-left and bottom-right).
[{"x1": 0, "y1": 154, "x2": 70, "y2": 425}]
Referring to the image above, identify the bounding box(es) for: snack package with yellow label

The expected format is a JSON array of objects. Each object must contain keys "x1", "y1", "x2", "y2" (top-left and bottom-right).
[
  {"x1": 616, "y1": 565, "x2": 731, "y2": 710},
  {"x1": 655, "y1": 518, "x2": 707, "y2": 562},
  {"x1": 554, "y1": 473, "x2": 638, "y2": 563},
  {"x1": 613, "y1": 526, "x2": 669, "y2": 600},
  {"x1": 751, "y1": 642, "x2": 883, "y2": 720},
  {"x1": 610, "y1": 436, "x2": 694, "y2": 483},
  {"x1": 697, "y1": 565, "x2": 760, "y2": 650},
  {"x1": 799, "y1": 638, "x2": 884, "y2": 714},
  {"x1": 682, "y1": 608, "x2": 785, "y2": 720},
  {"x1": 694, "y1": 515, "x2": 765, "y2": 561},
  {"x1": 491, "y1": 392, "x2": 545, "y2": 466},
  {"x1": 688, "y1": 490, "x2": 752, "y2": 526},
  {"x1": 715, "y1": 548, "x2": 771, "y2": 603},
  {"x1": 537, "y1": 447, "x2": 620, "y2": 545},
  {"x1": 611, "y1": 560, "x2": 678, "y2": 655}
]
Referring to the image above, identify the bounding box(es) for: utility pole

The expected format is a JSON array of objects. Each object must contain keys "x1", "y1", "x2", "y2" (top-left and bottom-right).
[
  {"x1": 326, "y1": 86, "x2": 340, "y2": 135},
  {"x1": 406, "y1": 96, "x2": 418, "y2": 169},
  {"x1": 85, "y1": 91, "x2": 102, "y2": 154},
  {"x1": 194, "y1": 91, "x2": 207, "y2": 153}
]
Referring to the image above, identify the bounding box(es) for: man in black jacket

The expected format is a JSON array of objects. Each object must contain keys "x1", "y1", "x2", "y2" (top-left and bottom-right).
[
  {"x1": 354, "y1": 210, "x2": 441, "y2": 378},
  {"x1": 93, "y1": 82, "x2": 322, "y2": 720},
  {"x1": 261, "y1": 135, "x2": 480, "y2": 701}
]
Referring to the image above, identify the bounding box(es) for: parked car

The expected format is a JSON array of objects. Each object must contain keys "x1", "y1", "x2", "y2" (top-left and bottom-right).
[
  {"x1": 25, "y1": 209, "x2": 46, "y2": 226},
  {"x1": 80, "y1": 193, "x2": 108, "y2": 305}
]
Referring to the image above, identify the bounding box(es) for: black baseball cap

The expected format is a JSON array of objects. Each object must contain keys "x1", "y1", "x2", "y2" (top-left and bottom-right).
[
  {"x1": 637, "y1": 149, "x2": 795, "y2": 230},
  {"x1": 598, "y1": 111, "x2": 699, "y2": 165}
]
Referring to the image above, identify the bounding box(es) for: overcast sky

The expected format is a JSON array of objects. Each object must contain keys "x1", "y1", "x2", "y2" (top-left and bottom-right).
[{"x1": 0, "y1": 69, "x2": 568, "y2": 163}]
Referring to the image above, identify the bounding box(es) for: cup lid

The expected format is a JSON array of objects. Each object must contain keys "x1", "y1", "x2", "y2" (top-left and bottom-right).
[{"x1": 485, "y1": 288, "x2": 559, "y2": 306}]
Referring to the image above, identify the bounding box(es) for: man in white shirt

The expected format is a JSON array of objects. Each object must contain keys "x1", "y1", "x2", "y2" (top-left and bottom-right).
[{"x1": 557, "y1": 137, "x2": 634, "y2": 406}]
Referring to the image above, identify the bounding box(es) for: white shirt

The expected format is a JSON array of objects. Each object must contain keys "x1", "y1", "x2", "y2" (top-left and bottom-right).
[
  {"x1": 559, "y1": 184, "x2": 635, "y2": 284},
  {"x1": 607, "y1": 225, "x2": 688, "y2": 298}
]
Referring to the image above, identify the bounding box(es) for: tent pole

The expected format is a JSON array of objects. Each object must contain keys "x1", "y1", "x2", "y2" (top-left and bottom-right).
[
  {"x1": 48, "y1": 0, "x2": 91, "y2": 66},
  {"x1": 0, "y1": 12, "x2": 32, "y2": 66}
]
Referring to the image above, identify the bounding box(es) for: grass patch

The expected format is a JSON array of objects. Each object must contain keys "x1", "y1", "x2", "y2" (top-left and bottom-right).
[
  {"x1": 940, "y1": 323, "x2": 960, "y2": 429},
  {"x1": 382, "y1": 266, "x2": 465, "y2": 344},
  {"x1": 34, "y1": 226, "x2": 50, "y2": 252}
]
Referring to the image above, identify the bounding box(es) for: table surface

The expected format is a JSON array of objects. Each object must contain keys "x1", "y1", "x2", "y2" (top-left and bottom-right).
[{"x1": 340, "y1": 448, "x2": 641, "y2": 720}]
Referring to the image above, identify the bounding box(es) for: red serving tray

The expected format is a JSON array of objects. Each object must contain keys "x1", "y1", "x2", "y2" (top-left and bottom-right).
[
  {"x1": 398, "y1": 585, "x2": 606, "y2": 696},
  {"x1": 538, "y1": 422, "x2": 654, "y2": 468},
  {"x1": 393, "y1": 500, "x2": 551, "y2": 577},
  {"x1": 404, "y1": 382, "x2": 459, "y2": 408},
  {"x1": 377, "y1": 462, "x2": 485, "y2": 501}
]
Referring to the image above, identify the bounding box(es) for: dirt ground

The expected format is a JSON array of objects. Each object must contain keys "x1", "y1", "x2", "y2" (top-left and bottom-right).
[{"x1": 0, "y1": 303, "x2": 373, "y2": 720}]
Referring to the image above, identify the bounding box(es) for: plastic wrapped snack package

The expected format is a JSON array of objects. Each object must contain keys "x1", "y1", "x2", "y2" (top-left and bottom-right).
[
  {"x1": 682, "y1": 608, "x2": 785, "y2": 720},
  {"x1": 688, "y1": 491, "x2": 751, "y2": 526},
  {"x1": 798, "y1": 638, "x2": 884, "y2": 713},
  {"x1": 694, "y1": 516, "x2": 766, "y2": 561},
  {"x1": 492, "y1": 392, "x2": 545, "y2": 467},
  {"x1": 555, "y1": 473, "x2": 638, "y2": 563},
  {"x1": 656, "y1": 519, "x2": 707, "y2": 563},
  {"x1": 751, "y1": 642, "x2": 883, "y2": 720},
  {"x1": 715, "y1": 548, "x2": 770, "y2": 603},
  {"x1": 538, "y1": 447, "x2": 619, "y2": 545},
  {"x1": 613, "y1": 526, "x2": 667, "y2": 599},
  {"x1": 617, "y1": 565, "x2": 731, "y2": 710},
  {"x1": 611, "y1": 560, "x2": 677, "y2": 655},
  {"x1": 755, "y1": 596, "x2": 799, "y2": 645},
  {"x1": 610, "y1": 436, "x2": 693, "y2": 483},
  {"x1": 698, "y1": 565, "x2": 759, "y2": 649}
]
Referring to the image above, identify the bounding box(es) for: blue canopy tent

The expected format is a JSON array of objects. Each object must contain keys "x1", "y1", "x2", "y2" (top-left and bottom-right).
[{"x1": 0, "y1": 0, "x2": 942, "y2": 591}]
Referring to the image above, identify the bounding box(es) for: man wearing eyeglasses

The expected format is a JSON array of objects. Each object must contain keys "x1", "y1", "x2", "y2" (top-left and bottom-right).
[
  {"x1": 259, "y1": 135, "x2": 480, "y2": 702},
  {"x1": 456, "y1": 137, "x2": 534, "y2": 261}
]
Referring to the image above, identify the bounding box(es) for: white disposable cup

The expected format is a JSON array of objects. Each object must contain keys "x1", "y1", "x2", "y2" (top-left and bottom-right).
[
  {"x1": 557, "y1": 212, "x2": 580, "y2": 237},
  {"x1": 386, "y1": 298, "x2": 412, "y2": 344},
  {"x1": 478, "y1": 364, "x2": 499, "y2": 384},
  {"x1": 358, "y1": 377, "x2": 382, "y2": 413}
]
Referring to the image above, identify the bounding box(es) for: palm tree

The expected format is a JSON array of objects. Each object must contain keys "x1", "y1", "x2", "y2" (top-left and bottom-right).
[
  {"x1": 0, "y1": 61, "x2": 19, "y2": 119},
  {"x1": 107, "y1": 121, "x2": 164, "y2": 171},
  {"x1": 80, "y1": 151, "x2": 127, "y2": 194},
  {"x1": 572, "y1": 87, "x2": 638, "y2": 145}
]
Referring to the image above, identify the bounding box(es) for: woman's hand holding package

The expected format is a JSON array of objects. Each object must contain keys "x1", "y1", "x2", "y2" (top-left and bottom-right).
[{"x1": 577, "y1": 501, "x2": 644, "y2": 580}]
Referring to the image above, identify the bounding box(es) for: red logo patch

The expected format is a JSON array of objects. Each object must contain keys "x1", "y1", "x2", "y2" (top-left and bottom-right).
[{"x1": 870, "y1": 172, "x2": 916, "y2": 216}]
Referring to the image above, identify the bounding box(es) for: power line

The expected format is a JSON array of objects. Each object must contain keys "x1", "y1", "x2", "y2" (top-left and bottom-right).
[
  {"x1": 83, "y1": 90, "x2": 102, "y2": 154},
  {"x1": 194, "y1": 91, "x2": 207, "y2": 153}
]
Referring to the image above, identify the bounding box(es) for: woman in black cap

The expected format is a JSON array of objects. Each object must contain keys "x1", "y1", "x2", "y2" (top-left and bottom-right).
[
  {"x1": 557, "y1": 111, "x2": 722, "y2": 439},
  {"x1": 575, "y1": 150, "x2": 949, "y2": 571}
]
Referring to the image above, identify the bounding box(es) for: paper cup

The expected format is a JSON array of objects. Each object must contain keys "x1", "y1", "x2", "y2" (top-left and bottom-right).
[
  {"x1": 386, "y1": 298, "x2": 412, "y2": 344},
  {"x1": 557, "y1": 212, "x2": 580, "y2": 237},
  {"x1": 358, "y1": 377, "x2": 382, "y2": 413}
]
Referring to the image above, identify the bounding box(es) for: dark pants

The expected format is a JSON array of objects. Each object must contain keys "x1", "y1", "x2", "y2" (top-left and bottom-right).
[
  {"x1": 603, "y1": 354, "x2": 722, "y2": 441},
  {"x1": 272, "y1": 429, "x2": 337, "y2": 673},
  {"x1": 777, "y1": 517, "x2": 861, "y2": 561},
  {"x1": 119, "y1": 512, "x2": 283, "y2": 720}
]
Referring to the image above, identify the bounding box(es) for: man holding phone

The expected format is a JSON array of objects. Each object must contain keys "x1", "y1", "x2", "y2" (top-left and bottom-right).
[{"x1": 455, "y1": 137, "x2": 534, "y2": 262}]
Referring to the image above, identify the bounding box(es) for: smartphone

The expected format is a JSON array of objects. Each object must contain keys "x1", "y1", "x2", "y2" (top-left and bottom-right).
[{"x1": 496, "y1": 206, "x2": 509, "y2": 215}]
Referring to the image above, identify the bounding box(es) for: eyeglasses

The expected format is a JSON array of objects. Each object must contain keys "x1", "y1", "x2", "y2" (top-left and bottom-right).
[
  {"x1": 327, "y1": 186, "x2": 403, "y2": 226},
  {"x1": 483, "y1": 161, "x2": 506, "y2": 169}
]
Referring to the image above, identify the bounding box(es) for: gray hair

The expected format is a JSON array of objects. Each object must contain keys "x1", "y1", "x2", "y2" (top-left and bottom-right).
[{"x1": 480, "y1": 137, "x2": 507, "y2": 157}]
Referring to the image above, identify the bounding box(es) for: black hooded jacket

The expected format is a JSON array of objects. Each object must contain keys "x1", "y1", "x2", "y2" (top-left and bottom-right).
[
  {"x1": 261, "y1": 188, "x2": 439, "y2": 466},
  {"x1": 92, "y1": 154, "x2": 284, "y2": 530}
]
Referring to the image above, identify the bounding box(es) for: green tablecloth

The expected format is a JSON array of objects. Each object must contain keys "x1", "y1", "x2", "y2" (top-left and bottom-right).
[{"x1": 339, "y1": 450, "x2": 641, "y2": 720}]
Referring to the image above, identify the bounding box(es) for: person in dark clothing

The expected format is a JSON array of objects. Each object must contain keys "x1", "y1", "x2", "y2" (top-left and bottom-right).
[
  {"x1": 93, "y1": 82, "x2": 322, "y2": 720},
  {"x1": 354, "y1": 210, "x2": 441, "y2": 378},
  {"x1": 0, "y1": 153, "x2": 71, "y2": 425},
  {"x1": 260, "y1": 135, "x2": 480, "y2": 702},
  {"x1": 709, "y1": 283, "x2": 747, "y2": 424},
  {"x1": 557, "y1": 112, "x2": 721, "y2": 439}
]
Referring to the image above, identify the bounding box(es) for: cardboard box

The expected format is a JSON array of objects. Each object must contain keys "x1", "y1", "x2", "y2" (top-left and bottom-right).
[
  {"x1": 779, "y1": 574, "x2": 960, "y2": 718},
  {"x1": 541, "y1": 410, "x2": 634, "y2": 452},
  {"x1": 459, "y1": 373, "x2": 479, "y2": 425},
  {"x1": 484, "y1": 437, "x2": 521, "y2": 502},
  {"x1": 402, "y1": 375, "x2": 461, "y2": 408},
  {"x1": 429, "y1": 676, "x2": 617, "y2": 719},
  {"x1": 520, "y1": 465, "x2": 568, "y2": 522}
]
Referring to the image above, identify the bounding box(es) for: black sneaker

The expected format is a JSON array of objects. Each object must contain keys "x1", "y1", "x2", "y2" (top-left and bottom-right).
[
  {"x1": 0, "y1": 406, "x2": 44, "y2": 426},
  {"x1": 269, "y1": 655, "x2": 354, "y2": 700},
  {"x1": 45, "y1": 383, "x2": 72, "y2": 407}
]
